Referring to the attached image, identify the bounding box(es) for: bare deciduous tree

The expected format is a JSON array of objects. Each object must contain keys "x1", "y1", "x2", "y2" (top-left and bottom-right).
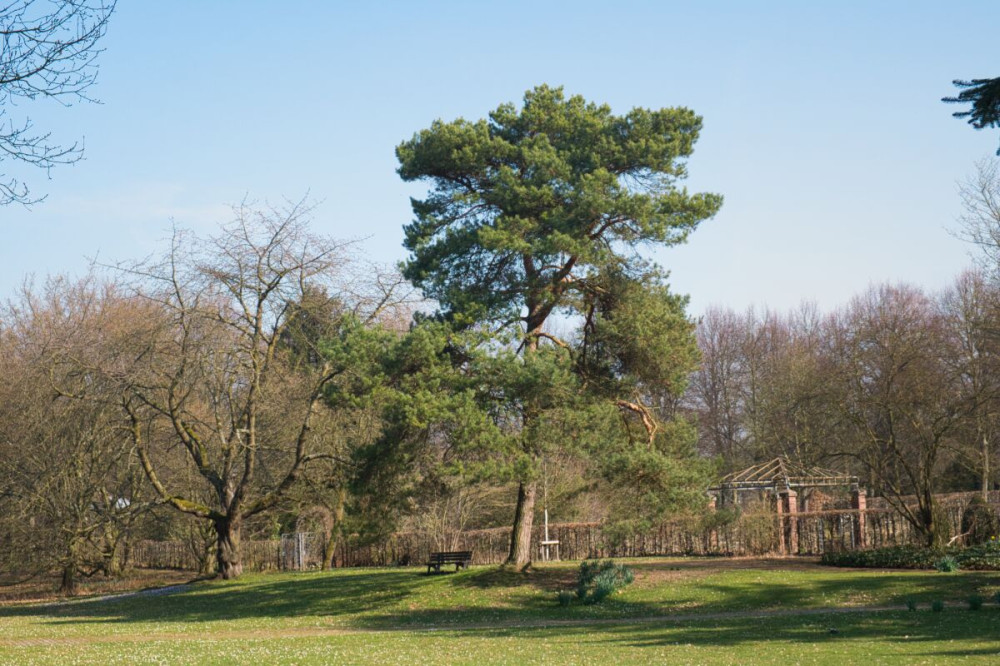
[
  {"x1": 939, "y1": 270, "x2": 1000, "y2": 497},
  {"x1": 688, "y1": 307, "x2": 749, "y2": 466},
  {"x1": 956, "y1": 158, "x2": 1000, "y2": 277},
  {"x1": 1, "y1": 1, "x2": 116, "y2": 205},
  {"x1": 828, "y1": 285, "x2": 968, "y2": 546},
  {"x1": 117, "y1": 201, "x2": 410, "y2": 578},
  {"x1": 0, "y1": 276, "x2": 151, "y2": 593}
]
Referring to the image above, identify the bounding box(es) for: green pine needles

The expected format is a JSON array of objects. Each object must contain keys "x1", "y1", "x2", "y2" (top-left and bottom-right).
[
  {"x1": 396, "y1": 85, "x2": 722, "y2": 565},
  {"x1": 944, "y1": 77, "x2": 1000, "y2": 154}
]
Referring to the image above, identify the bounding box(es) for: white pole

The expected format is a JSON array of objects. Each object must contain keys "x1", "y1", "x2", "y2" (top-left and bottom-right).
[{"x1": 543, "y1": 457, "x2": 550, "y2": 560}]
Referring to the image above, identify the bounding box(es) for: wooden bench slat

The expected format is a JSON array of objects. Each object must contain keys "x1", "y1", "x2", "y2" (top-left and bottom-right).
[{"x1": 425, "y1": 550, "x2": 473, "y2": 573}]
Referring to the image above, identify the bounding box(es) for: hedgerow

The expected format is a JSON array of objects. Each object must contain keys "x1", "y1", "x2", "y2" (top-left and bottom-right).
[{"x1": 821, "y1": 540, "x2": 1000, "y2": 570}]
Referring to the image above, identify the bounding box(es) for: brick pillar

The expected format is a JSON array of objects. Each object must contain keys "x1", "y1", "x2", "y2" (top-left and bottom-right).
[
  {"x1": 786, "y1": 490, "x2": 799, "y2": 555},
  {"x1": 852, "y1": 488, "x2": 867, "y2": 549},
  {"x1": 775, "y1": 492, "x2": 786, "y2": 555}
]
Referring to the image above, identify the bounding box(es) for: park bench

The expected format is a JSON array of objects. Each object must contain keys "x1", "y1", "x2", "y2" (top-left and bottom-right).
[{"x1": 426, "y1": 550, "x2": 473, "y2": 574}]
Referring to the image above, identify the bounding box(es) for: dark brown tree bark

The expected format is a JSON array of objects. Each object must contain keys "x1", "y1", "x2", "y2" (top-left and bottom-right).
[
  {"x1": 215, "y1": 515, "x2": 243, "y2": 580},
  {"x1": 506, "y1": 481, "x2": 537, "y2": 566}
]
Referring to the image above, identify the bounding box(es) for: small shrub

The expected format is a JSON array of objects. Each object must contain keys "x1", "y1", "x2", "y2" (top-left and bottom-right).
[
  {"x1": 931, "y1": 600, "x2": 945, "y2": 612},
  {"x1": 591, "y1": 577, "x2": 617, "y2": 603},
  {"x1": 557, "y1": 590, "x2": 574, "y2": 607},
  {"x1": 934, "y1": 556, "x2": 960, "y2": 573},
  {"x1": 968, "y1": 594, "x2": 984, "y2": 611},
  {"x1": 575, "y1": 559, "x2": 634, "y2": 605},
  {"x1": 576, "y1": 560, "x2": 598, "y2": 599},
  {"x1": 994, "y1": 590, "x2": 1000, "y2": 606},
  {"x1": 961, "y1": 495, "x2": 1000, "y2": 545},
  {"x1": 905, "y1": 598, "x2": 918, "y2": 611}
]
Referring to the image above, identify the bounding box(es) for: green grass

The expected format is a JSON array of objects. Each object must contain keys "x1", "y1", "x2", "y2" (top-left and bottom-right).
[{"x1": 2, "y1": 558, "x2": 999, "y2": 664}]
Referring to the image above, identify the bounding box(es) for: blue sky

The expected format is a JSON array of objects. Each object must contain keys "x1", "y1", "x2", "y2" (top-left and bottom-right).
[{"x1": 2, "y1": 1, "x2": 998, "y2": 314}]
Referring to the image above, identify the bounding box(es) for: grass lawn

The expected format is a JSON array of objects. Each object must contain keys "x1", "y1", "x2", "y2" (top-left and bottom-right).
[{"x1": 2, "y1": 558, "x2": 999, "y2": 664}]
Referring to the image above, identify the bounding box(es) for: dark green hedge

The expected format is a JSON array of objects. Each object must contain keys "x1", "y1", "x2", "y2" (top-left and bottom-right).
[{"x1": 821, "y1": 542, "x2": 1000, "y2": 570}]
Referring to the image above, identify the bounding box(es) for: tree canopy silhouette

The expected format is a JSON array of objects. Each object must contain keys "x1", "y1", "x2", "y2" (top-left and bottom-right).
[{"x1": 944, "y1": 77, "x2": 1000, "y2": 155}]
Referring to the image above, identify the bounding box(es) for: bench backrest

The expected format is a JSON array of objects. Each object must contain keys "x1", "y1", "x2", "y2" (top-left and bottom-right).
[{"x1": 429, "y1": 551, "x2": 472, "y2": 563}]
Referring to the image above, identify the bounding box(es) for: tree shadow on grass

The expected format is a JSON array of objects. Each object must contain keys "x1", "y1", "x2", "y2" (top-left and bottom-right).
[
  {"x1": 0, "y1": 568, "x2": 426, "y2": 626},
  {"x1": 0, "y1": 564, "x2": 672, "y2": 631},
  {"x1": 590, "y1": 610, "x2": 1000, "y2": 657},
  {"x1": 677, "y1": 570, "x2": 1000, "y2": 613},
  {"x1": 3, "y1": 561, "x2": 999, "y2": 638}
]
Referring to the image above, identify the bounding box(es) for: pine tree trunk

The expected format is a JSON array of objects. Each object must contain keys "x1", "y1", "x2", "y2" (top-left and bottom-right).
[
  {"x1": 215, "y1": 515, "x2": 244, "y2": 579},
  {"x1": 506, "y1": 481, "x2": 537, "y2": 566},
  {"x1": 322, "y1": 490, "x2": 347, "y2": 571}
]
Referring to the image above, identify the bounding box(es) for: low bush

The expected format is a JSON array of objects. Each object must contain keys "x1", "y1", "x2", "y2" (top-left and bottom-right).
[
  {"x1": 968, "y1": 594, "x2": 984, "y2": 611},
  {"x1": 822, "y1": 542, "x2": 1000, "y2": 571},
  {"x1": 954, "y1": 540, "x2": 1000, "y2": 569},
  {"x1": 934, "y1": 556, "x2": 960, "y2": 573},
  {"x1": 821, "y1": 546, "x2": 938, "y2": 569},
  {"x1": 570, "y1": 559, "x2": 635, "y2": 605},
  {"x1": 932, "y1": 600, "x2": 945, "y2": 613}
]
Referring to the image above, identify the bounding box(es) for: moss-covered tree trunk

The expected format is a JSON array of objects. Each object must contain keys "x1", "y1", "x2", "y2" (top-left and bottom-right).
[{"x1": 215, "y1": 515, "x2": 243, "y2": 579}]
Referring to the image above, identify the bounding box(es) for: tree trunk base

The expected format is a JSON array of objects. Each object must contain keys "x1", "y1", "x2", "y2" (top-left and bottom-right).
[
  {"x1": 505, "y1": 481, "x2": 537, "y2": 567},
  {"x1": 216, "y1": 517, "x2": 244, "y2": 579}
]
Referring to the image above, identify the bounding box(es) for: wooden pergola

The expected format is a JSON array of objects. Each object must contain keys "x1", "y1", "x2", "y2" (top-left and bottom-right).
[{"x1": 708, "y1": 457, "x2": 866, "y2": 554}]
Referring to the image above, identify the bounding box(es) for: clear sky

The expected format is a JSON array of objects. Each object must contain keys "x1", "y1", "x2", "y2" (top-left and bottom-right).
[{"x1": 2, "y1": 1, "x2": 998, "y2": 315}]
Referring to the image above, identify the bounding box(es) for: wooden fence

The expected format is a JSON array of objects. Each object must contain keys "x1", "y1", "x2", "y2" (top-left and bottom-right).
[{"x1": 128, "y1": 491, "x2": 997, "y2": 572}]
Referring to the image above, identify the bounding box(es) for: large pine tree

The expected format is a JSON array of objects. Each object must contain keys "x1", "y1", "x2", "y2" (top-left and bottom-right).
[{"x1": 397, "y1": 86, "x2": 722, "y2": 564}]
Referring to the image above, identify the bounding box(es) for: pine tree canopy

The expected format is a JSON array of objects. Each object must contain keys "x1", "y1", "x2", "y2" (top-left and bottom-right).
[
  {"x1": 393, "y1": 87, "x2": 722, "y2": 559},
  {"x1": 397, "y1": 84, "x2": 723, "y2": 334},
  {"x1": 944, "y1": 77, "x2": 1000, "y2": 155}
]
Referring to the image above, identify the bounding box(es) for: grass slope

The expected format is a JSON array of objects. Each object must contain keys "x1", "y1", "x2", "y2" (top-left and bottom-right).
[{"x1": 2, "y1": 558, "x2": 999, "y2": 664}]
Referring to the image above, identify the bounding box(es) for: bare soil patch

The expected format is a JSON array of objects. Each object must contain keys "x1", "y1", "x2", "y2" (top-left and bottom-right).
[{"x1": 627, "y1": 556, "x2": 824, "y2": 586}]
